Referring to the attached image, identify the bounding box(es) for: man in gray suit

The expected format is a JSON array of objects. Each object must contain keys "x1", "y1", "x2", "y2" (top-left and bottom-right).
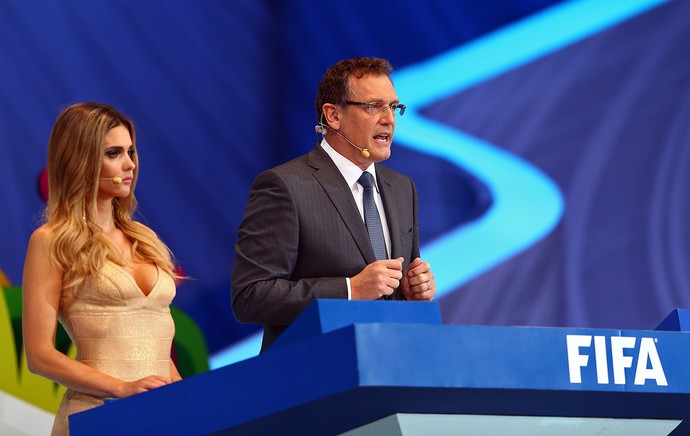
[{"x1": 231, "y1": 57, "x2": 436, "y2": 352}]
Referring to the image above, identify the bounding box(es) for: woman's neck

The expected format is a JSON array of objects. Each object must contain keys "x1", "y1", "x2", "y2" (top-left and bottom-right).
[{"x1": 94, "y1": 198, "x2": 116, "y2": 232}]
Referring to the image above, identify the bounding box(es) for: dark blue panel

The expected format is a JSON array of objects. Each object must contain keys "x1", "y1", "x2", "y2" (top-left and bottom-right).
[{"x1": 656, "y1": 309, "x2": 690, "y2": 332}]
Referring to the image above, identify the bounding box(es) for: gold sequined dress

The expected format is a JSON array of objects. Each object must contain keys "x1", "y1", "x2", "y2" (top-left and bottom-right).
[{"x1": 51, "y1": 262, "x2": 176, "y2": 435}]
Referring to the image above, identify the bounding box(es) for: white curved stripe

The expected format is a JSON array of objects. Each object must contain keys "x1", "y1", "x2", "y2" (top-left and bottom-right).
[
  {"x1": 395, "y1": 116, "x2": 563, "y2": 295},
  {"x1": 0, "y1": 391, "x2": 54, "y2": 436}
]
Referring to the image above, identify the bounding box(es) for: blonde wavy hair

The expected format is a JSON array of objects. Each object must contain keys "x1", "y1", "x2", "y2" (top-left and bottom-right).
[{"x1": 45, "y1": 102, "x2": 178, "y2": 289}]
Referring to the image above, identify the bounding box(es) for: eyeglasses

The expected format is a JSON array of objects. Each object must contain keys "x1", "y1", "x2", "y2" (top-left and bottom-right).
[{"x1": 342, "y1": 101, "x2": 407, "y2": 116}]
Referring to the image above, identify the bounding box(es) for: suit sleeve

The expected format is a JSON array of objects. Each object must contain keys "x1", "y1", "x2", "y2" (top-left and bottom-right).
[{"x1": 231, "y1": 169, "x2": 347, "y2": 326}]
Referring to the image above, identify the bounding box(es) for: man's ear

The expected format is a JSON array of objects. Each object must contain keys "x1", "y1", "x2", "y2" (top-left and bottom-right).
[{"x1": 322, "y1": 103, "x2": 341, "y2": 130}]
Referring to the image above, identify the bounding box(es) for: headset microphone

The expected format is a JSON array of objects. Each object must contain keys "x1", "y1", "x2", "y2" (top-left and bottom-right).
[
  {"x1": 314, "y1": 122, "x2": 370, "y2": 158},
  {"x1": 100, "y1": 176, "x2": 123, "y2": 184}
]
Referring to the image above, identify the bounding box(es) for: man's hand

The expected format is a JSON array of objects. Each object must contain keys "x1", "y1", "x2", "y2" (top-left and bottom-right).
[
  {"x1": 401, "y1": 257, "x2": 435, "y2": 301},
  {"x1": 350, "y1": 257, "x2": 404, "y2": 300}
]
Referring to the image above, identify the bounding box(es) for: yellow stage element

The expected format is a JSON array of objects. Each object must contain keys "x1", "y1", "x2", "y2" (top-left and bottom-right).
[{"x1": 0, "y1": 283, "x2": 69, "y2": 413}]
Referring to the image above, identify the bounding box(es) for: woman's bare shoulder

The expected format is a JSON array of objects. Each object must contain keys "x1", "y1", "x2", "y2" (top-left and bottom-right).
[{"x1": 29, "y1": 224, "x2": 55, "y2": 244}]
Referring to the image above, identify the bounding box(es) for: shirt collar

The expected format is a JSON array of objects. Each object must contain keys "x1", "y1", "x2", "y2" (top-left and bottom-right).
[{"x1": 320, "y1": 139, "x2": 378, "y2": 191}]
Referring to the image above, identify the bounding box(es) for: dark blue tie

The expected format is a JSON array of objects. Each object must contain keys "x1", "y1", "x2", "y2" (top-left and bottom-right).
[{"x1": 358, "y1": 172, "x2": 387, "y2": 260}]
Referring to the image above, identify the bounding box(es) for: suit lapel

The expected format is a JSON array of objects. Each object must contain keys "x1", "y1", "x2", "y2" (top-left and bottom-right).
[
  {"x1": 308, "y1": 147, "x2": 377, "y2": 263},
  {"x1": 377, "y1": 165, "x2": 402, "y2": 260}
]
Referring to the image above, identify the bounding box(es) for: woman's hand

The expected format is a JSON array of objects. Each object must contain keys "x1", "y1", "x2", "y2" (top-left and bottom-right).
[{"x1": 116, "y1": 375, "x2": 172, "y2": 398}]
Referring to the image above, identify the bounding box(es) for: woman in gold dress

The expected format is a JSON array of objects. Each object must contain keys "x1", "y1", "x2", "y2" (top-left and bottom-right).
[{"x1": 22, "y1": 102, "x2": 182, "y2": 435}]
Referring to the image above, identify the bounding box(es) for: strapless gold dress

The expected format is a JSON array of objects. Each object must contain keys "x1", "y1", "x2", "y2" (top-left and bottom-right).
[{"x1": 51, "y1": 262, "x2": 176, "y2": 435}]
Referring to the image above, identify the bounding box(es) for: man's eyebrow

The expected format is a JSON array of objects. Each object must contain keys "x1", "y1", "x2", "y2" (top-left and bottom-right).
[{"x1": 365, "y1": 98, "x2": 399, "y2": 104}]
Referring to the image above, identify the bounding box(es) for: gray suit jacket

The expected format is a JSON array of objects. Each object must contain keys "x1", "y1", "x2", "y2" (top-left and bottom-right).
[{"x1": 231, "y1": 145, "x2": 420, "y2": 351}]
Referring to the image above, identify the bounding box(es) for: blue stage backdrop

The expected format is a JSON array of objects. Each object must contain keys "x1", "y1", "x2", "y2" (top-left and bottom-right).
[{"x1": 2, "y1": 0, "x2": 688, "y2": 361}]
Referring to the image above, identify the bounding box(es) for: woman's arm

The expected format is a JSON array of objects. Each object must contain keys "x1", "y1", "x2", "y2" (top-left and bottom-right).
[
  {"x1": 22, "y1": 226, "x2": 171, "y2": 398},
  {"x1": 169, "y1": 360, "x2": 182, "y2": 382}
]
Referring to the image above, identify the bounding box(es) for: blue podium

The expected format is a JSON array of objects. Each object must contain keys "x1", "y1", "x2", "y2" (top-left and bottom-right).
[{"x1": 70, "y1": 301, "x2": 690, "y2": 435}]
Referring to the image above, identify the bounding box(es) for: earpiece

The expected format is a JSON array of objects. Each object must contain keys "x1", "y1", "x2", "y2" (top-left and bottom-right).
[{"x1": 315, "y1": 113, "x2": 370, "y2": 158}]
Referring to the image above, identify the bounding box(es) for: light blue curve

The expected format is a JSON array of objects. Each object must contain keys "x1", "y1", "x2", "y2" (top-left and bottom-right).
[
  {"x1": 393, "y1": 0, "x2": 668, "y2": 297},
  {"x1": 209, "y1": 0, "x2": 668, "y2": 369}
]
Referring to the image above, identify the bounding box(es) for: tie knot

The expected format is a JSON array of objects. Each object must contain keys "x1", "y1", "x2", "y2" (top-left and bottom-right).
[{"x1": 358, "y1": 171, "x2": 375, "y2": 189}]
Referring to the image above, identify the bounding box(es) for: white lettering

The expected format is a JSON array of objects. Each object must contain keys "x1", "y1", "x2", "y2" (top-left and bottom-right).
[
  {"x1": 611, "y1": 336, "x2": 636, "y2": 384},
  {"x1": 566, "y1": 335, "x2": 666, "y2": 386},
  {"x1": 634, "y1": 338, "x2": 668, "y2": 386},
  {"x1": 566, "y1": 335, "x2": 591, "y2": 383},
  {"x1": 593, "y1": 335, "x2": 608, "y2": 384}
]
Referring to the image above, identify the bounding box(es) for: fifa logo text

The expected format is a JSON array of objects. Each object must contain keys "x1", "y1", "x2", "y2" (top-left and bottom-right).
[{"x1": 566, "y1": 335, "x2": 667, "y2": 386}]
